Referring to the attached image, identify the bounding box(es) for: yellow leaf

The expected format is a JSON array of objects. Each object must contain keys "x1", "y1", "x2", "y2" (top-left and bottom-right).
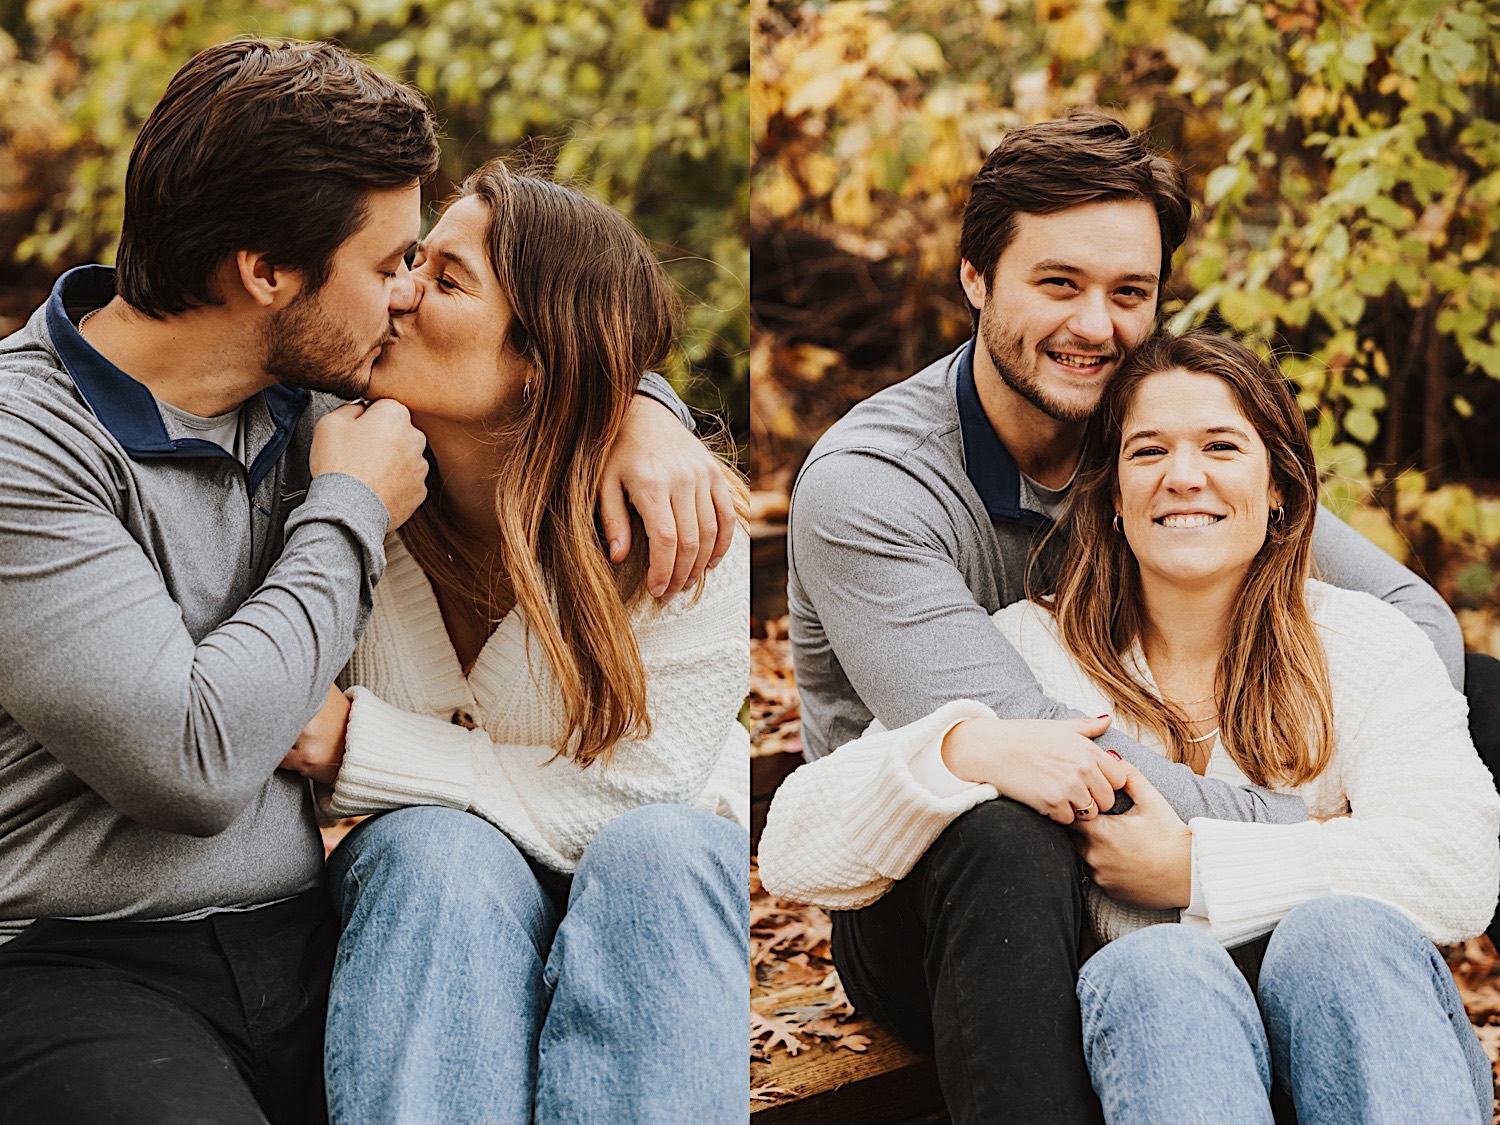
[
  {"x1": 786, "y1": 62, "x2": 865, "y2": 117},
  {"x1": 831, "y1": 168, "x2": 875, "y2": 227},
  {"x1": 757, "y1": 164, "x2": 804, "y2": 219},
  {"x1": 1343, "y1": 505, "x2": 1410, "y2": 564},
  {"x1": 801, "y1": 152, "x2": 839, "y2": 197},
  {"x1": 1052, "y1": 8, "x2": 1107, "y2": 60}
]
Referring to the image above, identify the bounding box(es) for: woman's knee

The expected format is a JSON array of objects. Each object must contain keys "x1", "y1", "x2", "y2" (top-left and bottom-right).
[
  {"x1": 327, "y1": 806, "x2": 537, "y2": 924},
  {"x1": 1079, "y1": 923, "x2": 1235, "y2": 1006},
  {"x1": 581, "y1": 805, "x2": 747, "y2": 891},
  {"x1": 1260, "y1": 895, "x2": 1435, "y2": 1003}
]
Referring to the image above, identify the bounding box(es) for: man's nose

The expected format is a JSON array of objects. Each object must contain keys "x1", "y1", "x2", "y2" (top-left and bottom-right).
[
  {"x1": 1068, "y1": 291, "x2": 1113, "y2": 344},
  {"x1": 389, "y1": 263, "x2": 420, "y2": 315}
]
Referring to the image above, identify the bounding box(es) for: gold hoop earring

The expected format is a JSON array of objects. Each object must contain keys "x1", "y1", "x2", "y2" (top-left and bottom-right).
[
  {"x1": 1272, "y1": 505, "x2": 1285, "y2": 523},
  {"x1": 523, "y1": 375, "x2": 535, "y2": 404},
  {"x1": 1112, "y1": 514, "x2": 1122, "y2": 534}
]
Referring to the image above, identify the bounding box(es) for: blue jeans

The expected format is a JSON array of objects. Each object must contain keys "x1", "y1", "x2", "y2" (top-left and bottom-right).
[
  {"x1": 1076, "y1": 896, "x2": 1491, "y2": 1124},
  {"x1": 324, "y1": 804, "x2": 749, "y2": 1125}
]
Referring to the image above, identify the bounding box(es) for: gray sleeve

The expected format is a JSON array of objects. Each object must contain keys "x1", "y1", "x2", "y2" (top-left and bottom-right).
[
  {"x1": 636, "y1": 370, "x2": 695, "y2": 432},
  {"x1": 791, "y1": 451, "x2": 1307, "y2": 825},
  {"x1": 0, "y1": 414, "x2": 389, "y2": 837},
  {"x1": 1311, "y1": 504, "x2": 1463, "y2": 688}
]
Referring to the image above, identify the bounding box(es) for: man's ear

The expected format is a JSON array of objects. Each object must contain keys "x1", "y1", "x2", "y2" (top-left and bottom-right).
[
  {"x1": 958, "y1": 259, "x2": 988, "y2": 313},
  {"x1": 232, "y1": 250, "x2": 303, "y2": 309}
]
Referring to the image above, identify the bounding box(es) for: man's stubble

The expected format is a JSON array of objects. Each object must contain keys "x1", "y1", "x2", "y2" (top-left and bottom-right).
[
  {"x1": 263, "y1": 287, "x2": 382, "y2": 400},
  {"x1": 978, "y1": 308, "x2": 1108, "y2": 426}
]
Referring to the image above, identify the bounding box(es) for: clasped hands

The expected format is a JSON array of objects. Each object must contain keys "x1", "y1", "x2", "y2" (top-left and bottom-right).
[{"x1": 941, "y1": 716, "x2": 1193, "y2": 910}]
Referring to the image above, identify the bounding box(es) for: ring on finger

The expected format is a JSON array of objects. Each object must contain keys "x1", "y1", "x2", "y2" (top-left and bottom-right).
[{"x1": 1071, "y1": 799, "x2": 1098, "y2": 816}]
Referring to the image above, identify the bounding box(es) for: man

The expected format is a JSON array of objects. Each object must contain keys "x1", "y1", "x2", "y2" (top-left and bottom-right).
[
  {"x1": 785, "y1": 112, "x2": 1480, "y2": 1123},
  {"x1": 0, "y1": 39, "x2": 729, "y2": 1125}
]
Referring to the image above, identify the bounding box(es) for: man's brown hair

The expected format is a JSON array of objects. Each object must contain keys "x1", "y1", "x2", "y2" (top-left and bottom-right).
[
  {"x1": 115, "y1": 39, "x2": 440, "y2": 317},
  {"x1": 958, "y1": 112, "x2": 1193, "y2": 326}
]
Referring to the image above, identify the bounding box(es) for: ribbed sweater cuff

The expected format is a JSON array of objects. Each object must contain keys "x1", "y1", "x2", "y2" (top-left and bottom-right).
[
  {"x1": 326, "y1": 687, "x2": 476, "y2": 817},
  {"x1": 845, "y1": 700, "x2": 998, "y2": 881},
  {"x1": 1184, "y1": 818, "x2": 1332, "y2": 947}
]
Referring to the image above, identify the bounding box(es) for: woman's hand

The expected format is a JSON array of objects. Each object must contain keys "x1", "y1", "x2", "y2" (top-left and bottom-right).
[
  {"x1": 279, "y1": 685, "x2": 352, "y2": 786},
  {"x1": 1071, "y1": 764, "x2": 1192, "y2": 910},
  {"x1": 600, "y1": 395, "x2": 737, "y2": 599},
  {"x1": 941, "y1": 714, "x2": 1128, "y2": 825}
]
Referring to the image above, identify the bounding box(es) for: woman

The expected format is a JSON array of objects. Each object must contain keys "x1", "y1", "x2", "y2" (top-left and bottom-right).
[
  {"x1": 760, "y1": 331, "x2": 1498, "y2": 1123},
  {"x1": 283, "y1": 161, "x2": 750, "y2": 1125}
]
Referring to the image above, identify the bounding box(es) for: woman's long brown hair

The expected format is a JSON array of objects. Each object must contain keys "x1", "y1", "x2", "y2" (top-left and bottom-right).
[
  {"x1": 1037, "y1": 331, "x2": 1335, "y2": 787},
  {"x1": 400, "y1": 160, "x2": 737, "y2": 767}
]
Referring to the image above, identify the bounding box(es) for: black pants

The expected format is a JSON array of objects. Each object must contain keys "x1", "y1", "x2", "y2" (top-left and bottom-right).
[
  {"x1": 1465, "y1": 652, "x2": 1500, "y2": 945},
  {"x1": 0, "y1": 888, "x2": 336, "y2": 1125},
  {"x1": 832, "y1": 797, "x2": 1102, "y2": 1125}
]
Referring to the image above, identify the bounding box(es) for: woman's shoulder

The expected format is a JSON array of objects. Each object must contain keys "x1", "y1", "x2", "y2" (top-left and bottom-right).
[
  {"x1": 991, "y1": 596, "x2": 1061, "y2": 648},
  {"x1": 1305, "y1": 579, "x2": 1446, "y2": 688},
  {"x1": 630, "y1": 526, "x2": 750, "y2": 637}
]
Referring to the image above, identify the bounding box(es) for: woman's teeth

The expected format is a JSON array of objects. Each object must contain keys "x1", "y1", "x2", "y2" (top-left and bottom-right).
[{"x1": 1156, "y1": 514, "x2": 1223, "y2": 528}]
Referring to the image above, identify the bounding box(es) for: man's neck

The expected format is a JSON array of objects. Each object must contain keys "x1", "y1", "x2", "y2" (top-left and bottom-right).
[
  {"x1": 971, "y1": 342, "x2": 1086, "y2": 489},
  {"x1": 80, "y1": 297, "x2": 275, "y2": 417}
]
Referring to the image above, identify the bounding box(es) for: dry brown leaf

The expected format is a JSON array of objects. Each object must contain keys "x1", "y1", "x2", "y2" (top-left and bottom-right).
[
  {"x1": 751, "y1": 1009, "x2": 806, "y2": 1057},
  {"x1": 750, "y1": 1085, "x2": 795, "y2": 1102}
]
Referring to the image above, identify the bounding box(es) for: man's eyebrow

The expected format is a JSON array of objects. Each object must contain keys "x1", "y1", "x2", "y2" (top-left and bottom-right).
[
  {"x1": 1123, "y1": 425, "x2": 1254, "y2": 444},
  {"x1": 1031, "y1": 259, "x2": 1159, "y2": 286}
]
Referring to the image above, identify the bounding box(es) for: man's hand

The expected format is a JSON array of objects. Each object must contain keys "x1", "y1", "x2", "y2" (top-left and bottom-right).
[
  {"x1": 310, "y1": 400, "x2": 428, "y2": 529},
  {"x1": 1071, "y1": 764, "x2": 1192, "y2": 909},
  {"x1": 601, "y1": 395, "x2": 736, "y2": 599},
  {"x1": 279, "y1": 685, "x2": 351, "y2": 787},
  {"x1": 941, "y1": 715, "x2": 1128, "y2": 825}
]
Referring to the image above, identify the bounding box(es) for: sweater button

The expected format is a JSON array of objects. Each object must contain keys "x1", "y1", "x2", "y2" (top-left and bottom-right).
[{"x1": 451, "y1": 709, "x2": 477, "y2": 730}]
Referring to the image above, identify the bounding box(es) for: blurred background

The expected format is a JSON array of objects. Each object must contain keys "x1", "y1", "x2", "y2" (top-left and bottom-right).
[
  {"x1": 0, "y1": 0, "x2": 749, "y2": 448},
  {"x1": 749, "y1": 0, "x2": 1499, "y2": 637}
]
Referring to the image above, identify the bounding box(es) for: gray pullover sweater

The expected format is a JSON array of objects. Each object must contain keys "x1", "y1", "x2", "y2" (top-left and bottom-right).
[
  {"x1": 787, "y1": 341, "x2": 1465, "y2": 825},
  {"x1": 0, "y1": 267, "x2": 391, "y2": 940}
]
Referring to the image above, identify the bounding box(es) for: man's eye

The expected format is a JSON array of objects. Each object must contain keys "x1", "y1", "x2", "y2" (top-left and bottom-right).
[
  {"x1": 1042, "y1": 277, "x2": 1074, "y2": 289},
  {"x1": 436, "y1": 276, "x2": 459, "y2": 291}
]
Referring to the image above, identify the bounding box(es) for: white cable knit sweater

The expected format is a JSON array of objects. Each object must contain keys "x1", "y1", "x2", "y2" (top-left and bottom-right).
[
  {"x1": 321, "y1": 531, "x2": 751, "y2": 873},
  {"x1": 758, "y1": 580, "x2": 1500, "y2": 947}
]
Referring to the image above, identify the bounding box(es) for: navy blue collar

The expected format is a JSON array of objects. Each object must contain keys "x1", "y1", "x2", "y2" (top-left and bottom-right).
[
  {"x1": 45, "y1": 265, "x2": 309, "y2": 492},
  {"x1": 955, "y1": 337, "x2": 1045, "y2": 528}
]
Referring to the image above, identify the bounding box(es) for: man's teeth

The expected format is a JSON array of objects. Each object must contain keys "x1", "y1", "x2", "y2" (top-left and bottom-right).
[
  {"x1": 1048, "y1": 352, "x2": 1109, "y2": 368},
  {"x1": 1157, "y1": 514, "x2": 1222, "y2": 528}
]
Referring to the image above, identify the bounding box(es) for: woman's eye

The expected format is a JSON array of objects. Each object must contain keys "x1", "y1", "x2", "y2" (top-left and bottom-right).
[
  {"x1": 1129, "y1": 446, "x2": 1165, "y2": 458},
  {"x1": 436, "y1": 276, "x2": 459, "y2": 291},
  {"x1": 1207, "y1": 441, "x2": 1238, "y2": 453}
]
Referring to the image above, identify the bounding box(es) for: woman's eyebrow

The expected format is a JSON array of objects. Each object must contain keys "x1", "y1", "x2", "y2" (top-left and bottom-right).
[
  {"x1": 1123, "y1": 425, "x2": 1254, "y2": 444},
  {"x1": 413, "y1": 240, "x2": 481, "y2": 285}
]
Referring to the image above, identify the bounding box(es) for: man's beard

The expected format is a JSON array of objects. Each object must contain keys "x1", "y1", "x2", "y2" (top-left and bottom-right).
[
  {"x1": 979, "y1": 313, "x2": 1110, "y2": 424},
  {"x1": 263, "y1": 288, "x2": 383, "y2": 399}
]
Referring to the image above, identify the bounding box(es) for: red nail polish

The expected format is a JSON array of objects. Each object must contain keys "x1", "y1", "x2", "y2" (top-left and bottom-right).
[{"x1": 1105, "y1": 749, "x2": 1122, "y2": 760}]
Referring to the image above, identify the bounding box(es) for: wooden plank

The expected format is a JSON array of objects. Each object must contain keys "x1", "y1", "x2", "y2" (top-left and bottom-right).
[{"x1": 751, "y1": 988, "x2": 943, "y2": 1125}]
